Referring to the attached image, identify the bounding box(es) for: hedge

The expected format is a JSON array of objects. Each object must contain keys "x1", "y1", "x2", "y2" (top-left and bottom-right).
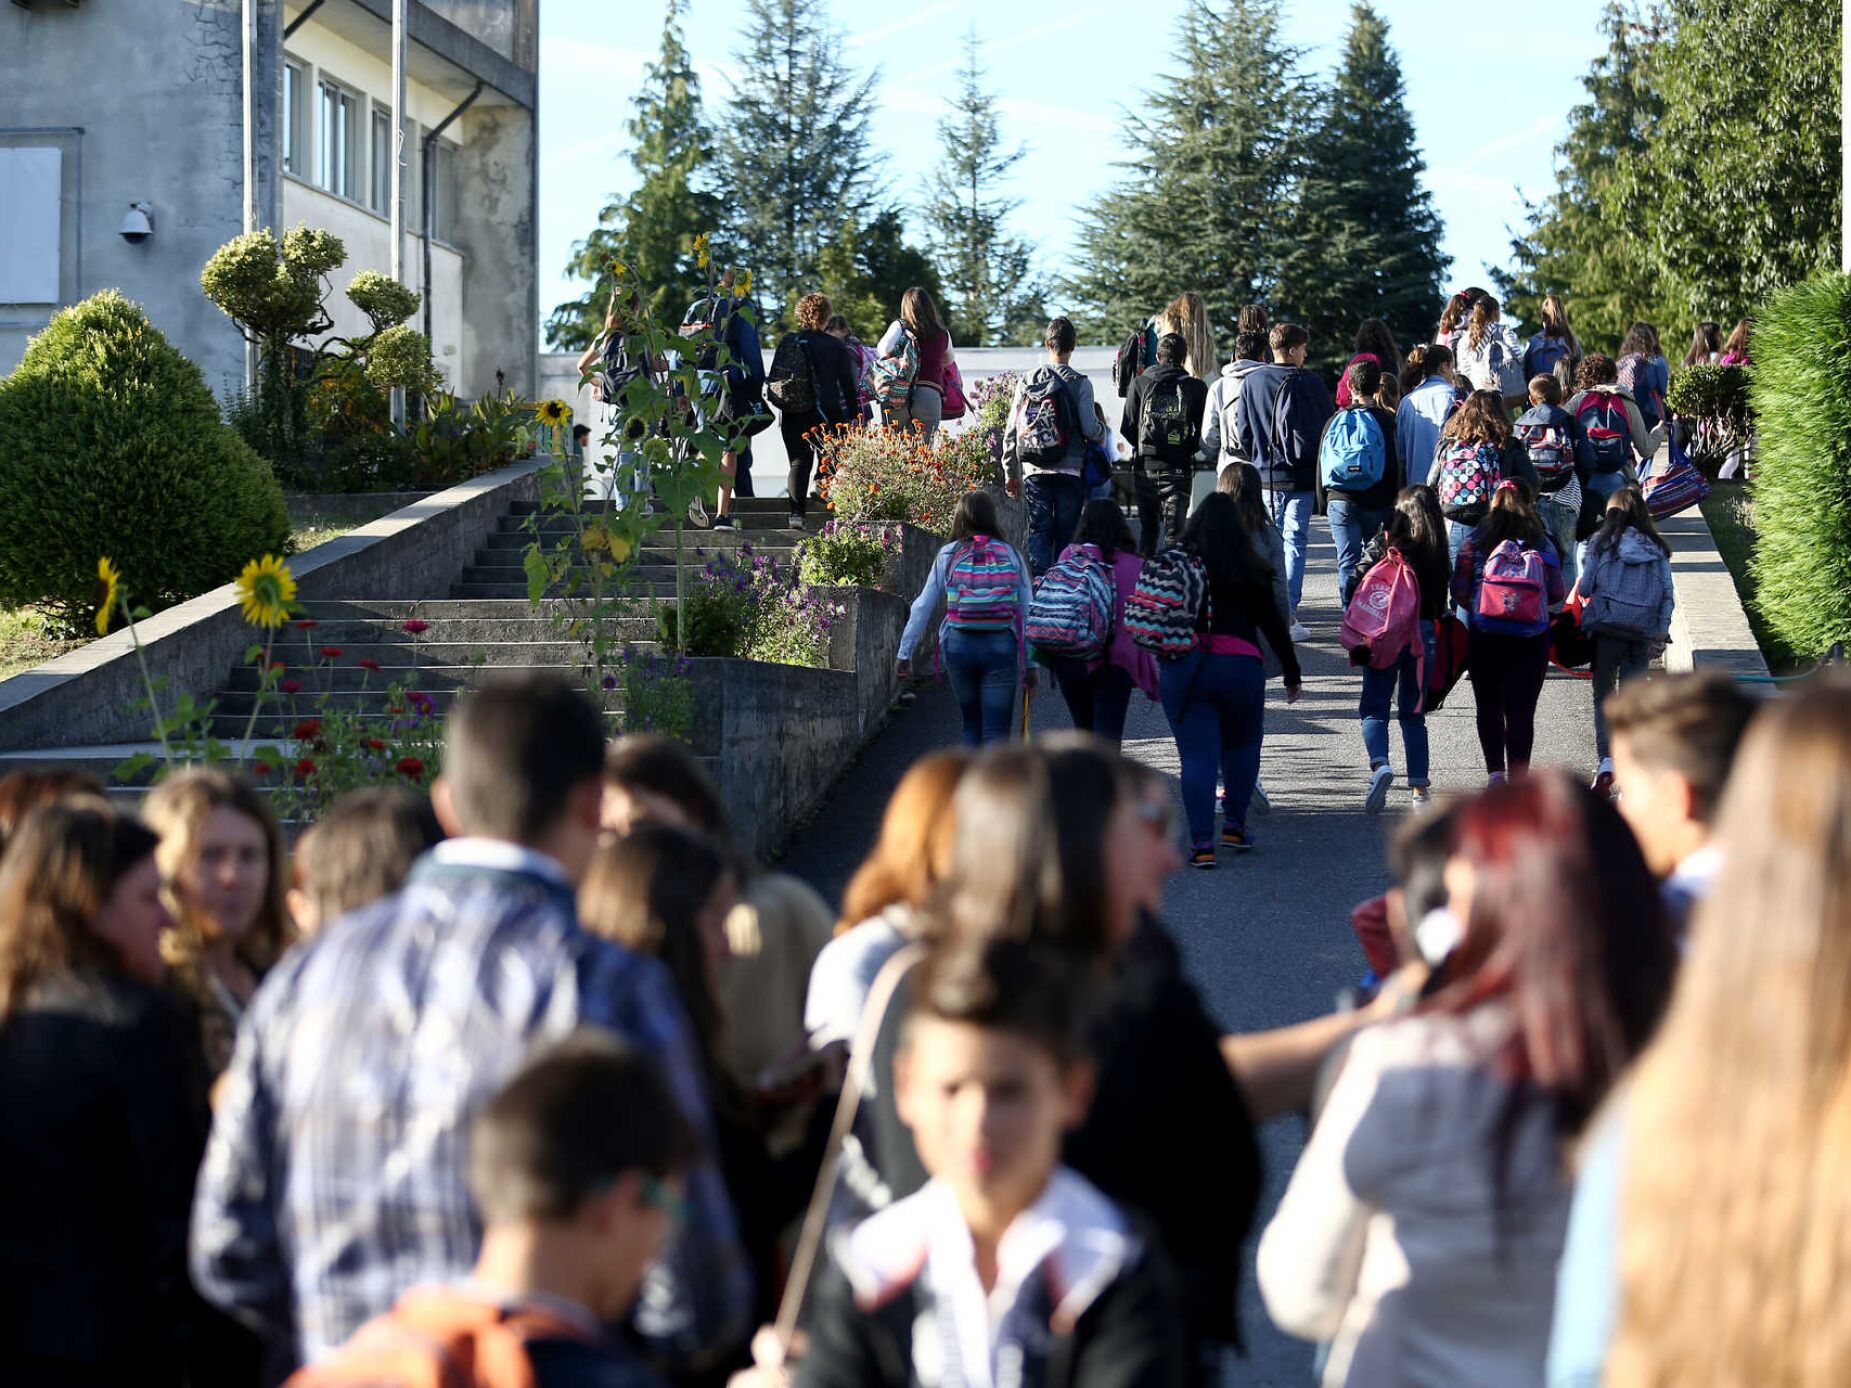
[
  {"x1": 1747, "y1": 272, "x2": 1851, "y2": 659},
  {"x1": 0, "y1": 291, "x2": 292, "y2": 633}
]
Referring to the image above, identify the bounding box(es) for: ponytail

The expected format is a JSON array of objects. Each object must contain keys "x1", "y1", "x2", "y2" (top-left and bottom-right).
[
  {"x1": 1466, "y1": 297, "x2": 1500, "y2": 352},
  {"x1": 1480, "y1": 478, "x2": 1545, "y2": 550},
  {"x1": 1402, "y1": 343, "x2": 1452, "y2": 395}
]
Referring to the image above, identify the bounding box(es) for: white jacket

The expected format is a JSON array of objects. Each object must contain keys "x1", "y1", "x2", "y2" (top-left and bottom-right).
[{"x1": 1202, "y1": 358, "x2": 1270, "y2": 466}]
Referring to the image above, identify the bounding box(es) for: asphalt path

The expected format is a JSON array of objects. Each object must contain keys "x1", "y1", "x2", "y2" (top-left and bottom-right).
[{"x1": 776, "y1": 513, "x2": 1600, "y2": 1385}]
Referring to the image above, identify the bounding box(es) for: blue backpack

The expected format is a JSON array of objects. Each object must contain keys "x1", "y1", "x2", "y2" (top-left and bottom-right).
[
  {"x1": 1320, "y1": 408, "x2": 1387, "y2": 492},
  {"x1": 1525, "y1": 333, "x2": 1573, "y2": 382}
]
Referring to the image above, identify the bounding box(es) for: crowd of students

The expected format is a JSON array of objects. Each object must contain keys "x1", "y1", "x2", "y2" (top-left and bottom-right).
[{"x1": 2, "y1": 654, "x2": 1843, "y2": 1388}]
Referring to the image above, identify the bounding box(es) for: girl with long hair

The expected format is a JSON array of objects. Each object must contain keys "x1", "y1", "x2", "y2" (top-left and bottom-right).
[
  {"x1": 1435, "y1": 286, "x2": 1488, "y2": 351},
  {"x1": 1718, "y1": 316, "x2": 1752, "y2": 365},
  {"x1": 1451, "y1": 479, "x2": 1565, "y2": 780},
  {"x1": 1335, "y1": 318, "x2": 1402, "y2": 407},
  {"x1": 1324, "y1": 357, "x2": 1404, "y2": 603},
  {"x1": 1156, "y1": 290, "x2": 1221, "y2": 380},
  {"x1": 0, "y1": 800, "x2": 205, "y2": 1386},
  {"x1": 1616, "y1": 321, "x2": 1670, "y2": 434},
  {"x1": 1397, "y1": 343, "x2": 1458, "y2": 487},
  {"x1": 876, "y1": 286, "x2": 957, "y2": 442},
  {"x1": 1578, "y1": 485, "x2": 1674, "y2": 795},
  {"x1": 1524, "y1": 293, "x2": 1582, "y2": 393},
  {"x1": 1356, "y1": 485, "x2": 1451, "y2": 813},
  {"x1": 1214, "y1": 463, "x2": 1289, "y2": 815},
  {"x1": 1165, "y1": 492, "x2": 1302, "y2": 864},
  {"x1": 895, "y1": 490, "x2": 1034, "y2": 746},
  {"x1": 1681, "y1": 320, "x2": 1722, "y2": 367},
  {"x1": 773, "y1": 291, "x2": 860, "y2": 528},
  {"x1": 1585, "y1": 679, "x2": 1851, "y2": 1386},
  {"x1": 1438, "y1": 387, "x2": 1514, "y2": 560},
  {"x1": 1049, "y1": 499, "x2": 1158, "y2": 746},
  {"x1": 1454, "y1": 294, "x2": 1524, "y2": 404},
  {"x1": 1261, "y1": 772, "x2": 1677, "y2": 1387},
  {"x1": 143, "y1": 768, "x2": 291, "y2": 1078}
]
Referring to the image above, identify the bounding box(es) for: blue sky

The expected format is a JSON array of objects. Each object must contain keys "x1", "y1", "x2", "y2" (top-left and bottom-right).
[{"x1": 537, "y1": 0, "x2": 1612, "y2": 342}]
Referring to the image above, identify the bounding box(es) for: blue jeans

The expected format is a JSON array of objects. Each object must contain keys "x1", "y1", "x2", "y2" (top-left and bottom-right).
[
  {"x1": 1327, "y1": 496, "x2": 1389, "y2": 605},
  {"x1": 1053, "y1": 659, "x2": 1134, "y2": 747},
  {"x1": 1359, "y1": 622, "x2": 1435, "y2": 786},
  {"x1": 1159, "y1": 649, "x2": 1266, "y2": 846},
  {"x1": 1023, "y1": 472, "x2": 1086, "y2": 577},
  {"x1": 1447, "y1": 519, "x2": 1472, "y2": 567},
  {"x1": 942, "y1": 627, "x2": 1019, "y2": 746},
  {"x1": 1264, "y1": 490, "x2": 1312, "y2": 615}
]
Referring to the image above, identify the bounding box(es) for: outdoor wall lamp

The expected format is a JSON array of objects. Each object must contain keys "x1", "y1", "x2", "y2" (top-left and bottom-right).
[{"x1": 119, "y1": 201, "x2": 154, "y2": 244}]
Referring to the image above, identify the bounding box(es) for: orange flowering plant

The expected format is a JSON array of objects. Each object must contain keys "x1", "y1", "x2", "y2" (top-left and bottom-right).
[{"x1": 812, "y1": 422, "x2": 997, "y2": 533}]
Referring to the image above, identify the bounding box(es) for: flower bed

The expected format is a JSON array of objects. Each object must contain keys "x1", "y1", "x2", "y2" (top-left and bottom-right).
[{"x1": 813, "y1": 422, "x2": 997, "y2": 532}]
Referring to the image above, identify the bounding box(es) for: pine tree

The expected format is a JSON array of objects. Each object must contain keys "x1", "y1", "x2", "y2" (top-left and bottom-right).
[
  {"x1": 1277, "y1": 2, "x2": 1448, "y2": 381},
  {"x1": 545, "y1": 0, "x2": 719, "y2": 351},
  {"x1": 717, "y1": 0, "x2": 881, "y2": 323},
  {"x1": 924, "y1": 30, "x2": 1046, "y2": 346},
  {"x1": 816, "y1": 212, "x2": 944, "y2": 339},
  {"x1": 1065, "y1": 0, "x2": 1308, "y2": 353}
]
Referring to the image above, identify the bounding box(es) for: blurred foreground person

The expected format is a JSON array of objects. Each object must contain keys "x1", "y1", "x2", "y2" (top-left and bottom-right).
[{"x1": 286, "y1": 787, "x2": 442, "y2": 936}]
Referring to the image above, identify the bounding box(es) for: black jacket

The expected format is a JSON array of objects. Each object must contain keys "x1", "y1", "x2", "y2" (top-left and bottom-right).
[
  {"x1": 796, "y1": 1222, "x2": 1186, "y2": 1388},
  {"x1": 1121, "y1": 363, "x2": 1209, "y2": 467},
  {"x1": 868, "y1": 924, "x2": 1263, "y2": 1355},
  {"x1": 784, "y1": 330, "x2": 860, "y2": 427},
  {"x1": 0, "y1": 974, "x2": 208, "y2": 1387}
]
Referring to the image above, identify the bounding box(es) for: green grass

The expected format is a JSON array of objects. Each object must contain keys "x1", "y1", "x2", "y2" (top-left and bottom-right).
[
  {"x1": 290, "y1": 516, "x2": 358, "y2": 552},
  {"x1": 1698, "y1": 481, "x2": 1805, "y2": 675},
  {"x1": 0, "y1": 607, "x2": 86, "y2": 681}
]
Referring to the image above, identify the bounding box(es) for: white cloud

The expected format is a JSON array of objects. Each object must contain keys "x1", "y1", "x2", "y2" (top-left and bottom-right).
[
  {"x1": 847, "y1": 0, "x2": 963, "y2": 49},
  {"x1": 1462, "y1": 115, "x2": 1565, "y2": 169}
]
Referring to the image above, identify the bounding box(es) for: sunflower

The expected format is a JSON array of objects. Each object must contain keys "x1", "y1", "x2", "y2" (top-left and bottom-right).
[
  {"x1": 735, "y1": 269, "x2": 753, "y2": 297},
  {"x1": 693, "y1": 232, "x2": 711, "y2": 270},
  {"x1": 235, "y1": 554, "x2": 298, "y2": 629},
  {"x1": 94, "y1": 557, "x2": 122, "y2": 637},
  {"x1": 536, "y1": 399, "x2": 571, "y2": 426}
]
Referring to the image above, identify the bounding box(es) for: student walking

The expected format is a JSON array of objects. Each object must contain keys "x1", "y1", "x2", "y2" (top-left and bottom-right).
[
  {"x1": 1120, "y1": 332, "x2": 1209, "y2": 550},
  {"x1": 1003, "y1": 317, "x2": 1105, "y2": 576},
  {"x1": 1718, "y1": 317, "x2": 1752, "y2": 366},
  {"x1": 683, "y1": 272, "x2": 766, "y2": 528},
  {"x1": 1452, "y1": 294, "x2": 1526, "y2": 406},
  {"x1": 1156, "y1": 289, "x2": 1221, "y2": 380},
  {"x1": 1161, "y1": 492, "x2": 1302, "y2": 864},
  {"x1": 896, "y1": 491, "x2": 1035, "y2": 746},
  {"x1": 824, "y1": 314, "x2": 878, "y2": 422},
  {"x1": 1513, "y1": 372, "x2": 1587, "y2": 589},
  {"x1": 1235, "y1": 323, "x2": 1334, "y2": 640},
  {"x1": 1045, "y1": 500, "x2": 1158, "y2": 746},
  {"x1": 1201, "y1": 329, "x2": 1270, "y2": 472},
  {"x1": 1350, "y1": 486, "x2": 1450, "y2": 813},
  {"x1": 1567, "y1": 353, "x2": 1656, "y2": 570},
  {"x1": 1681, "y1": 320, "x2": 1723, "y2": 367},
  {"x1": 1434, "y1": 388, "x2": 1513, "y2": 562},
  {"x1": 1434, "y1": 286, "x2": 1488, "y2": 352},
  {"x1": 1320, "y1": 357, "x2": 1403, "y2": 603},
  {"x1": 1578, "y1": 486, "x2": 1675, "y2": 795},
  {"x1": 1396, "y1": 343, "x2": 1458, "y2": 487},
  {"x1": 876, "y1": 287, "x2": 956, "y2": 443},
  {"x1": 1334, "y1": 319, "x2": 1401, "y2": 408},
  {"x1": 1452, "y1": 480, "x2": 1566, "y2": 781},
  {"x1": 767, "y1": 292, "x2": 859, "y2": 529},
  {"x1": 574, "y1": 284, "x2": 656, "y2": 506},
  {"x1": 1523, "y1": 293, "x2": 1583, "y2": 393},
  {"x1": 1616, "y1": 321, "x2": 1671, "y2": 435}
]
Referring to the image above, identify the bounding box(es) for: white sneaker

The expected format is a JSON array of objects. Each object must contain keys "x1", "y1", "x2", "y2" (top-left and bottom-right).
[
  {"x1": 1365, "y1": 763, "x2": 1394, "y2": 815},
  {"x1": 1592, "y1": 757, "x2": 1615, "y2": 798},
  {"x1": 1249, "y1": 779, "x2": 1272, "y2": 815},
  {"x1": 1410, "y1": 786, "x2": 1433, "y2": 808},
  {"x1": 1289, "y1": 620, "x2": 1311, "y2": 643}
]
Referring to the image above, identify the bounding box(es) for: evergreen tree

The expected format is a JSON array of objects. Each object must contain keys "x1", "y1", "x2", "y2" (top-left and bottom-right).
[
  {"x1": 924, "y1": 30, "x2": 1047, "y2": 346},
  {"x1": 816, "y1": 212, "x2": 944, "y2": 339},
  {"x1": 545, "y1": 0, "x2": 719, "y2": 351},
  {"x1": 1066, "y1": 0, "x2": 1308, "y2": 353},
  {"x1": 1277, "y1": 2, "x2": 1447, "y2": 380},
  {"x1": 717, "y1": 0, "x2": 881, "y2": 322}
]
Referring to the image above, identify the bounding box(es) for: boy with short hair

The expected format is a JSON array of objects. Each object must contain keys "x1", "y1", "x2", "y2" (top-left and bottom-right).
[
  {"x1": 293, "y1": 1033, "x2": 694, "y2": 1387},
  {"x1": 1605, "y1": 672, "x2": 1758, "y2": 937},
  {"x1": 1120, "y1": 332, "x2": 1210, "y2": 552},
  {"x1": 797, "y1": 938, "x2": 1185, "y2": 1387},
  {"x1": 1512, "y1": 373, "x2": 1585, "y2": 589},
  {"x1": 1004, "y1": 317, "x2": 1106, "y2": 576}
]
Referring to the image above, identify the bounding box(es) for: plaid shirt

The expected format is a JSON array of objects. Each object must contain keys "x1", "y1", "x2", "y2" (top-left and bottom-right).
[{"x1": 189, "y1": 840, "x2": 752, "y2": 1369}]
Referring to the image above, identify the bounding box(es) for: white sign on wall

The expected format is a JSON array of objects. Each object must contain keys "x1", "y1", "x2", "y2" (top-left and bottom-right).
[{"x1": 0, "y1": 147, "x2": 63, "y2": 305}]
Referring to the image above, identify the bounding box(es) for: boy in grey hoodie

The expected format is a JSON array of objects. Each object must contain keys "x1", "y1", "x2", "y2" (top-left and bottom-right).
[{"x1": 1201, "y1": 330, "x2": 1272, "y2": 472}]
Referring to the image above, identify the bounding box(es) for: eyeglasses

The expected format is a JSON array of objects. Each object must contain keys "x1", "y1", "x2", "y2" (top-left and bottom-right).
[{"x1": 640, "y1": 1175, "x2": 690, "y2": 1226}]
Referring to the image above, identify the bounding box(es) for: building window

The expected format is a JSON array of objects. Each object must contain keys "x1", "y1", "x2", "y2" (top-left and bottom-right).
[
  {"x1": 370, "y1": 104, "x2": 394, "y2": 214},
  {"x1": 283, "y1": 59, "x2": 307, "y2": 177},
  {"x1": 429, "y1": 137, "x2": 458, "y2": 244},
  {"x1": 316, "y1": 78, "x2": 359, "y2": 199}
]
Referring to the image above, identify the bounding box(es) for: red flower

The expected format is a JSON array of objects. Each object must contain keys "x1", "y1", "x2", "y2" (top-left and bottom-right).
[
  {"x1": 279, "y1": 678, "x2": 303, "y2": 695},
  {"x1": 400, "y1": 619, "x2": 430, "y2": 635},
  {"x1": 395, "y1": 756, "x2": 426, "y2": 779},
  {"x1": 294, "y1": 757, "x2": 318, "y2": 778},
  {"x1": 357, "y1": 658, "x2": 381, "y2": 673},
  {"x1": 364, "y1": 737, "x2": 387, "y2": 752},
  {"x1": 265, "y1": 659, "x2": 288, "y2": 672},
  {"x1": 294, "y1": 618, "x2": 319, "y2": 631},
  {"x1": 292, "y1": 719, "x2": 321, "y2": 742},
  {"x1": 319, "y1": 646, "x2": 344, "y2": 659},
  {"x1": 252, "y1": 762, "x2": 272, "y2": 778}
]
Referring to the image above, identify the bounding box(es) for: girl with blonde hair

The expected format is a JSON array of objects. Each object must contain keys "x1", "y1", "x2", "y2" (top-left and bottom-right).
[{"x1": 1157, "y1": 290, "x2": 1221, "y2": 380}]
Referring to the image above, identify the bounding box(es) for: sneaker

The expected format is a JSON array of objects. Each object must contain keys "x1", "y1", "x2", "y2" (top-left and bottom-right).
[
  {"x1": 1591, "y1": 757, "x2": 1615, "y2": 798},
  {"x1": 1190, "y1": 845, "x2": 1218, "y2": 870},
  {"x1": 1216, "y1": 787, "x2": 1226, "y2": 815},
  {"x1": 1220, "y1": 823, "x2": 1255, "y2": 853},
  {"x1": 1488, "y1": 770, "x2": 1508, "y2": 787},
  {"x1": 1410, "y1": 786, "x2": 1433, "y2": 808},
  {"x1": 712, "y1": 513, "x2": 736, "y2": 531},
  {"x1": 1249, "y1": 779, "x2": 1272, "y2": 815},
  {"x1": 1289, "y1": 620, "x2": 1311, "y2": 643},
  {"x1": 788, "y1": 513, "x2": 806, "y2": 531},
  {"x1": 687, "y1": 497, "x2": 710, "y2": 527},
  {"x1": 1365, "y1": 764, "x2": 1394, "y2": 815}
]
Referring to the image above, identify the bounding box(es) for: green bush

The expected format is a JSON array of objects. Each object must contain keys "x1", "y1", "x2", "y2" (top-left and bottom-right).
[
  {"x1": 0, "y1": 292, "x2": 292, "y2": 633},
  {"x1": 1747, "y1": 272, "x2": 1851, "y2": 659}
]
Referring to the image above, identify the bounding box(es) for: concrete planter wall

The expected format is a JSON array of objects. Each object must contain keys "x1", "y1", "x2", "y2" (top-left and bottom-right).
[
  {"x1": 285, "y1": 491, "x2": 438, "y2": 525},
  {"x1": 0, "y1": 458, "x2": 546, "y2": 752}
]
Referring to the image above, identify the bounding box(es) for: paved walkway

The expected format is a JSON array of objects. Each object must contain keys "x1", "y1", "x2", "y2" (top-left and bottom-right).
[{"x1": 777, "y1": 513, "x2": 1600, "y2": 1385}]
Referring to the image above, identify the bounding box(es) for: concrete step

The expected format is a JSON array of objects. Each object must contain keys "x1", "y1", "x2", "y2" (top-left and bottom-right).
[
  {"x1": 266, "y1": 619, "x2": 657, "y2": 647},
  {"x1": 507, "y1": 497, "x2": 806, "y2": 518},
  {"x1": 293, "y1": 599, "x2": 585, "y2": 621},
  {"x1": 228, "y1": 655, "x2": 654, "y2": 692},
  {"x1": 479, "y1": 528, "x2": 803, "y2": 553},
  {"x1": 454, "y1": 580, "x2": 685, "y2": 601}
]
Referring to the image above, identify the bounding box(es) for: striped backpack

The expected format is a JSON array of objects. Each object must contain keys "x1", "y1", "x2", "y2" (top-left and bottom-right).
[
  {"x1": 944, "y1": 536, "x2": 1022, "y2": 633},
  {"x1": 1026, "y1": 544, "x2": 1115, "y2": 660},
  {"x1": 1124, "y1": 545, "x2": 1208, "y2": 659},
  {"x1": 865, "y1": 328, "x2": 919, "y2": 413}
]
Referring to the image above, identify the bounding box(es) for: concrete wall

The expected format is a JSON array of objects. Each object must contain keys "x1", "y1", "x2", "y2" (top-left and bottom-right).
[
  {"x1": 453, "y1": 102, "x2": 536, "y2": 398},
  {"x1": 0, "y1": 456, "x2": 544, "y2": 752},
  {"x1": 0, "y1": 0, "x2": 283, "y2": 392},
  {"x1": 419, "y1": 0, "x2": 535, "y2": 69}
]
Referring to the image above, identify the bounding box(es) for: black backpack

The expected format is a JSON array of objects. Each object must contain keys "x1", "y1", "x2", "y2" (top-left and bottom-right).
[
  {"x1": 1114, "y1": 320, "x2": 1156, "y2": 398},
  {"x1": 680, "y1": 295, "x2": 734, "y2": 372},
  {"x1": 599, "y1": 333, "x2": 648, "y2": 409},
  {"x1": 1139, "y1": 374, "x2": 1197, "y2": 463},
  {"x1": 766, "y1": 332, "x2": 819, "y2": 416}
]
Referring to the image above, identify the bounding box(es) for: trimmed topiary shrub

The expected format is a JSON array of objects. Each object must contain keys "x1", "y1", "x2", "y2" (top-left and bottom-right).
[
  {"x1": 1748, "y1": 272, "x2": 1851, "y2": 659},
  {"x1": 0, "y1": 291, "x2": 292, "y2": 634}
]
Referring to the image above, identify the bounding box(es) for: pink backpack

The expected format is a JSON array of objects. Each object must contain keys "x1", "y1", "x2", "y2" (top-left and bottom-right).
[
  {"x1": 1476, "y1": 539, "x2": 1548, "y2": 627},
  {"x1": 1341, "y1": 549, "x2": 1423, "y2": 676}
]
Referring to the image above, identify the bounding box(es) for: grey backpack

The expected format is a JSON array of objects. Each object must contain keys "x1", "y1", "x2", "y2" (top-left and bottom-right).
[{"x1": 1582, "y1": 536, "x2": 1665, "y2": 638}]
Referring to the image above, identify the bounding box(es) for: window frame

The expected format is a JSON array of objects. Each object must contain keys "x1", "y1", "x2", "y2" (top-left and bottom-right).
[
  {"x1": 369, "y1": 101, "x2": 394, "y2": 215},
  {"x1": 282, "y1": 57, "x2": 308, "y2": 178},
  {"x1": 315, "y1": 74, "x2": 361, "y2": 201},
  {"x1": 427, "y1": 134, "x2": 460, "y2": 247}
]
